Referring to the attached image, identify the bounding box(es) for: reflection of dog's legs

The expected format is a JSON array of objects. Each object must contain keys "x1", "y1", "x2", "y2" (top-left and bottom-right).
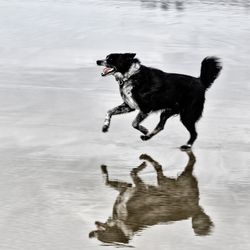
[
  {"x1": 101, "y1": 165, "x2": 132, "y2": 191},
  {"x1": 130, "y1": 162, "x2": 147, "y2": 188},
  {"x1": 102, "y1": 103, "x2": 135, "y2": 132},
  {"x1": 139, "y1": 154, "x2": 166, "y2": 185},
  {"x1": 139, "y1": 154, "x2": 162, "y2": 171},
  {"x1": 131, "y1": 161, "x2": 147, "y2": 174},
  {"x1": 140, "y1": 109, "x2": 173, "y2": 141},
  {"x1": 132, "y1": 111, "x2": 149, "y2": 135},
  {"x1": 179, "y1": 150, "x2": 196, "y2": 177}
]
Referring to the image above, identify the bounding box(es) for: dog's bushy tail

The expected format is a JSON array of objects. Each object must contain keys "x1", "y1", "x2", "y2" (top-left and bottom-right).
[{"x1": 200, "y1": 57, "x2": 222, "y2": 89}]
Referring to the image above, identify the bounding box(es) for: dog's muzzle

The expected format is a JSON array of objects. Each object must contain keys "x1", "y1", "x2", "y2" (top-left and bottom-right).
[
  {"x1": 96, "y1": 59, "x2": 116, "y2": 77},
  {"x1": 96, "y1": 59, "x2": 106, "y2": 66}
]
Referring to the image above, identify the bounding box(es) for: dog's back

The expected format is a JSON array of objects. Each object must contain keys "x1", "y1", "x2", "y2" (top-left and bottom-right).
[
  {"x1": 132, "y1": 57, "x2": 221, "y2": 114},
  {"x1": 131, "y1": 65, "x2": 204, "y2": 113}
]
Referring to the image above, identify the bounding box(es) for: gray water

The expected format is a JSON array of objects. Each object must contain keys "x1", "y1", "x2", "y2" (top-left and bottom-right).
[{"x1": 0, "y1": 0, "x2": 250, "y2": 249}]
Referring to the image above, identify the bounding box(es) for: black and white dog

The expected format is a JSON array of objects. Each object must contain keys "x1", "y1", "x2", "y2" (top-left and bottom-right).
[{"x1": 96, "y1": 53, "x2": 222, "y2": 149}]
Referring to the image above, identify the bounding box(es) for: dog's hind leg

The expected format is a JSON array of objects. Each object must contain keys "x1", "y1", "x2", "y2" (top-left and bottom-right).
[
  {"x1": 132, "y1": 111, "x2": 149, "y2": 135},
  {"x1": 140, "y1": 109, "x2": 173, "y2": 141},
  {"x1": 180, "y1": 118, "x2": 198, "y2": 150},
  {"x1": 180, "y1": 98, "x2": 204, "y2": 150},
  {"x1": 102, "y1": 102, "x2": 134, "y2": 132}
]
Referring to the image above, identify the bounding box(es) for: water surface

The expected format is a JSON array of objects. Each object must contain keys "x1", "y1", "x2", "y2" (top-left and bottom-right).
[{"x1": 0, "y1": 0, "x2": 250, "y2": 249}]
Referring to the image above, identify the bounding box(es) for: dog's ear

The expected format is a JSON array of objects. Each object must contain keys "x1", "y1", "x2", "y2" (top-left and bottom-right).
[{"x1": 125, "y1": 53, "x2": 136, "y2": 59}]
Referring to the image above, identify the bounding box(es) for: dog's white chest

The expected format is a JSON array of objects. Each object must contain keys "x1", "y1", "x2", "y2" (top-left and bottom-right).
[
  {"x1": 120, "y1": 81, "x2": 139, "y2": 109},
  {"x1": 115, "y1": 188, "x2": 135, "y2": 220}
]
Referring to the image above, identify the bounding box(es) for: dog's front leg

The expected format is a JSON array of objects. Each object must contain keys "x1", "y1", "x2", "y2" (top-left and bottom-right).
[
  {"x1": 130, "y1": 162, "x2": 147, "y2": 188},
  {"x1": 132, "y1": 111, "x2": 149, "y2": 135},
  {"x1": 141, "y1": 109, "x2": 172, "y2": 141},
  {"x1": 101, "y1": 165, "x2": 132, "y2": 191},
  {"x1": 102, "y1": 103, "x2": 134, "y2": 132}
]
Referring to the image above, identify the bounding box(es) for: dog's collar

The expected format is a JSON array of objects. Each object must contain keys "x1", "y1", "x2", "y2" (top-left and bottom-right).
[
  {"x1": 124, "y1": 62, "x2": 141, "y2": 81},
  {"x1": 107, "y1": 219, "x2": 134, "y2": 239},
  {"x1": 114, "y1": 62, "x2": 141, "y2": 85}
]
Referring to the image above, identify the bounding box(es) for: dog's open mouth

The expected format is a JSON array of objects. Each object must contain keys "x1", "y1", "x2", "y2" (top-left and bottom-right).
[{"x1": 102, "y1": 67, "x2": 115, "y2": 77}]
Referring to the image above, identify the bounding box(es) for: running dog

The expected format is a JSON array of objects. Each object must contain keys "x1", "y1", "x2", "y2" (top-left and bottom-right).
[
  {"x1": 96, "y1": 53, "x2": 222, "y2": 149},
  {"x1": 89, "y1": 151, "x2": 213, "y2": 244}
]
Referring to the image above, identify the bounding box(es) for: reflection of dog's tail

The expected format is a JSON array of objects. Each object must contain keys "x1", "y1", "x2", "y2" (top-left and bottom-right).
[{"x1": 200, "y1": 57, "x2": 222, "y2": 89}]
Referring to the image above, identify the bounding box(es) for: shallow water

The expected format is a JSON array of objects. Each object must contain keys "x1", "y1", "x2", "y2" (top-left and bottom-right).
[{"x1": 0, "y1": 0, "x2": 250, "y2": 249}]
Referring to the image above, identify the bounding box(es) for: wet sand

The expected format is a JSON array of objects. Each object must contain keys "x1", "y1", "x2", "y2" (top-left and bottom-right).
[{"x1": 0, "y1": 0, "x2": 250, "y2": 249}]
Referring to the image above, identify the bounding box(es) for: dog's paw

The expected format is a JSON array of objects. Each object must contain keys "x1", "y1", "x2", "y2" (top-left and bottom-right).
[
  {"x1": 102, "y1": 125, "x2": 109, "y2": 133},
  {"x1": 139, "y1": 154, "x2": 151, "y2": 161},
  {"x1": 180, "y1": 144, "x2": 192, "y2": 151},
  {"x1": 140, "y1": 135, "x2": 151, "y2": 141}
]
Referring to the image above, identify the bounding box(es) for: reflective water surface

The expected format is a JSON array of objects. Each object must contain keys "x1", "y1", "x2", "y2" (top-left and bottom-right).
[
  {"x1": 0, "y1": 0, "x2": 250, "y2": 249},
  {"x1": 90, "y1": 151, "x2": 213, "y2": 245}
]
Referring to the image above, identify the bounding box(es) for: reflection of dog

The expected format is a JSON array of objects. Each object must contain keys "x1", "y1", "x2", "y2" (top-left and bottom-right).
[
  {"x1": 89, "y1": 151, "x2": 213, "y2": 244},
  {"x1": 96, "y1": 53, "x2": 222, "y2": 149}
]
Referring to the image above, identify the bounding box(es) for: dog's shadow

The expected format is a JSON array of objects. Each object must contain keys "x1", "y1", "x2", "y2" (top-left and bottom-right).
[{"x1": 89, "y1": 151, "x2": 213, "y2": 244}]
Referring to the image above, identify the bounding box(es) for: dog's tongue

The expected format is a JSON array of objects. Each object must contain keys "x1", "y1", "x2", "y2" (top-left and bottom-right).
[{"x1": 103, "y1": 67, "x2": 113, "y2": 74}]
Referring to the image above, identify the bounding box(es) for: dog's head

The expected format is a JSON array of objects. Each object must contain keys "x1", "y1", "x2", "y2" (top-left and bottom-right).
[
  {"x1": 89, "y1": 221, "x2": 129, "y2": 244},
  {"x1": 96, "y1": 53, "x2": 136, "y2": 77}
]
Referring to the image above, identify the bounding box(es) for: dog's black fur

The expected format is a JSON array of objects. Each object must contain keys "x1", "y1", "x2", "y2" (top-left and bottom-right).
[{"x1": 97, "y1": 53, "x2": 222, "y2": 149}]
